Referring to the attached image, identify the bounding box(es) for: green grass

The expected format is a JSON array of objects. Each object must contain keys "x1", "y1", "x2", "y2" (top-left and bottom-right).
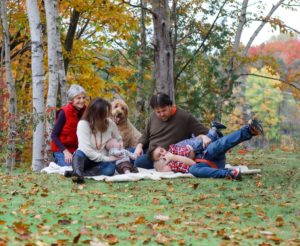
[{"x1": 0, "y1": 149, "x2": 299, "y2": 245}]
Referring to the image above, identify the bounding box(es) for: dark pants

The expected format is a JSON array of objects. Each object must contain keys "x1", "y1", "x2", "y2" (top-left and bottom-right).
[{"x1": 74, "y1": 150, "x2": 116, "y2": 176}]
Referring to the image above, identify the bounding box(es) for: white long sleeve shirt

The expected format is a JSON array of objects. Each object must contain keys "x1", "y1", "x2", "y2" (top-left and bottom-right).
[{"x1": 77, "y1": 119, "x2": 122, "y2": 162}]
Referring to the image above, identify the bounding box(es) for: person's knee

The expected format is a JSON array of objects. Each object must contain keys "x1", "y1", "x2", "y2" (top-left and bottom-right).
[{"x1": 102, "y1": 164, "x2": 116, "y2": 176}]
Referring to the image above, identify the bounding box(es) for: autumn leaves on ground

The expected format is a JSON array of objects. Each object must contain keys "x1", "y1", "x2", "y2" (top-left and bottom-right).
[{"x1": 0, "y1": 148, "x2": 299, "y2": 245}]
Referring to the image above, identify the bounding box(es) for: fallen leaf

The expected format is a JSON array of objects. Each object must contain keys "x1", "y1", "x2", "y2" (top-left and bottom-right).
[
  {"x1": 154, "y1": 214, "x2": 170, "y2": 221},
  {"x1": 156, "y1": 233, "x2": 170, "y2": 244},
  {"x1": 135, "y1": 216, "x2": 146, "y2": 224},
  {"x1": 275, "y1": 217, "x2": 284, "y2": 227},
  {"x1": 259, "y1": 231, "x2": 275, "y2": 236},
  {"x1": 73, "y1": 233, "x2": 81, "y2": 244},
  {"x1": 58, "y1": 219, "x2": 71, "y2": 225},
  {"x1": 104, "y1": 234, "x2": 118, "y2": 245},
  {"x1": 152, "y1": 198, "x2": 160, "y2": 205}
]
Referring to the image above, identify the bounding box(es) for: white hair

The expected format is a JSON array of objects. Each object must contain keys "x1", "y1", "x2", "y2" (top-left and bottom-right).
[{"x1": 67, "y1": 84, "x2": 86, "y2": 101}]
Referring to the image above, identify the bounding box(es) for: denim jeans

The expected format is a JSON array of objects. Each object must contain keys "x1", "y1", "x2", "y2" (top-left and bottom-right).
[
  {"x1": 189, "y1": 126, "x2": 252, "y2": 178},
  {"x1": 53, "y1": 152, "x2": 70, "y2": 167},
  {"x1": 134, "y1": 152, "x2": 154, "y2": 169},
  {"x1": 175, "y1": 128, "x2": 220, "y2": 155},
  {"x1": 74, "y1": 150, "x2": 116, "y2": 176}
]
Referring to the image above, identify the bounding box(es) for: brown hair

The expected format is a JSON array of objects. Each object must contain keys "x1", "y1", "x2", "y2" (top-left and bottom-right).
[{"x1": 81, "y1": 97, "x2": 111, "y2": 134}]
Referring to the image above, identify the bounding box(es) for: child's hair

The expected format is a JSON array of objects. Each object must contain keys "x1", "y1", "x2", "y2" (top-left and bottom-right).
[{"x1": 82, "y1": 97, "x2": 111, "y2": 134}]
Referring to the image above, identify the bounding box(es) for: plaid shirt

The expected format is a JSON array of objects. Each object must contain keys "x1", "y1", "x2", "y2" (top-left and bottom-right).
[{"x1": 167, "y1": 145, "x2": 194, "y2": 173}]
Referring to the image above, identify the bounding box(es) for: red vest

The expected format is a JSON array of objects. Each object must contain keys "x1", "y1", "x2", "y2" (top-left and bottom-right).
[{"x1": 51, "y1": 103, "x2": 85, "y2": 153}]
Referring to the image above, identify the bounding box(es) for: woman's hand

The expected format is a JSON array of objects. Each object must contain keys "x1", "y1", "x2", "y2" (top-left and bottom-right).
[
  {"x1": 107, "y1": 156, "x2": 122, "y2": 161},
  {"x1": 63, "y1": 150, "x2": 73, "y2": 165}
]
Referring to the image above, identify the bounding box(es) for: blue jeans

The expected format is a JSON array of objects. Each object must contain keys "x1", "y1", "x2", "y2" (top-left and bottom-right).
[
  {"x1": 74, "y1": 150, "x2": 116, "y2": 176},
  {"x1": 175, "y1": 128, "x2": 220, "y2": 155},
  {"x1": 53, "y1": 152, "x2": 70, "y2": 167},
  {"x1": 189, "y1": 126, "x2": 252, "y2": 178},
  {"x1": 134, "y1": 152, "x2": 154, "y2": 169}
]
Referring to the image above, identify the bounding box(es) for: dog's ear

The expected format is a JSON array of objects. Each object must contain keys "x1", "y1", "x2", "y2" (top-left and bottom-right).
[{"x1": 124, "y1": 103, "x2": 129, "y2": 117}]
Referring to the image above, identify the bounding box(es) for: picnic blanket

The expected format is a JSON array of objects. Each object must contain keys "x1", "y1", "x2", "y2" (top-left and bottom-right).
[{"x1": 41, "y1": 162, "x2": 261, "y2": 182}]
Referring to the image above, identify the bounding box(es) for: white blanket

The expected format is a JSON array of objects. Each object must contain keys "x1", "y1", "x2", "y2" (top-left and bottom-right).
[{"x1": 41, "y1": 162, "x2": 261, "y2": 182}]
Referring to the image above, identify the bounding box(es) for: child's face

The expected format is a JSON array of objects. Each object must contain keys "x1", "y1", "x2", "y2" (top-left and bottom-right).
[{"x1": 152, "y1": 147, "x2": 167, "y2": 161}]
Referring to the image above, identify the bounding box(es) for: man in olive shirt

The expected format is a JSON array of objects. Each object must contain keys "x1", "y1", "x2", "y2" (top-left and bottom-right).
[{"x1": 134, "y1": 93, "x2": 211, "y2": 169}]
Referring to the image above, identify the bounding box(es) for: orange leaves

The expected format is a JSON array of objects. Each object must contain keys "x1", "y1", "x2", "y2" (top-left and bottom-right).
[{"x1": 104, "y1": 234, "x2": 118, "y2": 245}]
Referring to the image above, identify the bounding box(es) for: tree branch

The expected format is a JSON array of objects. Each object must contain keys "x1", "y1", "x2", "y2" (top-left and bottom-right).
[
  {"x1": 76, "y1": 18, "x2": 90, "y2": 39},
  {"x1": 175, "y1": 0, "x2": 229, "y2": 82},
  {"x1": 121, "y1": 0, "x2": 156, "y2": 16},
  {"x1": 243, "y1": 0, "x2": 285, "y2": 56},
  {"x1": 239, "y1": 73, "x2": 300, "y2": 91}
]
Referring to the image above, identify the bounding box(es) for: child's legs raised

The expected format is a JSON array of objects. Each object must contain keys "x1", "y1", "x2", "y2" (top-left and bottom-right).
[{"x1": 204, "y1": 126, "x2": 252, "y2": 161}]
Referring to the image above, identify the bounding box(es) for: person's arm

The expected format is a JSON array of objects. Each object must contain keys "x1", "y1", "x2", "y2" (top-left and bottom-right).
[
  {"x1": 134, "y1": 117, "x2": 150, "y2": 156},
  {"x1": 125, "y1": 150, "x2": 137, "y2": 160},
  {"x1": 51, "y1": 110, "x2": 66, "y2": 152},
  {"x1": 164, "y1": 152, "x2": 196, "y2": 166}
]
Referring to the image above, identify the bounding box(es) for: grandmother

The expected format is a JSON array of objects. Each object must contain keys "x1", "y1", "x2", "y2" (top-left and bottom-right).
[{"x1": 51, "y1": 84, "x2": 86, "y2": 166}]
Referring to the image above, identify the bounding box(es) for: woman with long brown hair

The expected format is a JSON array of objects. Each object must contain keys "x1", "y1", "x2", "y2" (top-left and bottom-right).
[{"x1": 67, "y1": 97, "x2": 122, "y2": 183}]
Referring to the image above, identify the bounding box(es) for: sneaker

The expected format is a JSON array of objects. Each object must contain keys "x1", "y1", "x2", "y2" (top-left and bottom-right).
[
  {"x1": 64, "y1": 170, "x2": 73, "y2": 178},
  {"x1": 248, "y1": 118, "x2": 264, "y2": 136},
  {"x1": 211, "y1": 121, "x2": 227, "y2": 130},
  {"x1": 228, "y1": 168, "x2": 242, "y2": 181}
]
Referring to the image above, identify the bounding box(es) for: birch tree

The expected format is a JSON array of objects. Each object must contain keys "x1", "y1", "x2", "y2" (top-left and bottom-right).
[
  {"x1": 26, "y1": 0, "x2": 45, "y2": 172},
  {"x1": 44, "y1": 0, "x2": 59, "y2": 160},
  {"x1": 1, "y1": 0, "x2": 18, "y2": 173}
]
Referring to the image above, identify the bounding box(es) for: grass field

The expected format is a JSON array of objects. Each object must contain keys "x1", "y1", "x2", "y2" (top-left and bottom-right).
[{"x1": 0, "y1": 148, "x2": 299, "y2": 245}]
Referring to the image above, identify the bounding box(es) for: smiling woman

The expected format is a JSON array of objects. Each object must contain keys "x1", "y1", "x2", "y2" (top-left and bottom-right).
[{"x1": 50, "y1": 84, "x2": 86, "y2": 167}]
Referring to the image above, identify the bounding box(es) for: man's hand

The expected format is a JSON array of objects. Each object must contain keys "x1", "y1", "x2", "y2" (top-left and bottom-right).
[
  {"x1": 134, "y1": 143, "x2": 143, "y2": 157},
  {"x1": 201, "y1": 135, "x2": 212, "y2": 148},
  {"x1": 63, "y1": 149, "x2": 73, "y2": 164}
]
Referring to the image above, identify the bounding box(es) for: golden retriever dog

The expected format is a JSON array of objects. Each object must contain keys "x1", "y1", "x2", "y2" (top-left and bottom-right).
[{"x1": 111, "y1": 99, "x2": 142, "y2": 148}]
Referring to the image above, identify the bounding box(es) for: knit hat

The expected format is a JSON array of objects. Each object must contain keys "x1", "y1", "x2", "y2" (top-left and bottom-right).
[{"x1": 67, "y1": 84, "x2": 86, "y2": 101}]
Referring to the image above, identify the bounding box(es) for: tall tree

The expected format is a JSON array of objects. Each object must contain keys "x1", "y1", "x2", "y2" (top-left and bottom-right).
[
  {"x1": 1, "y1": 0, "x2": 18, "y2": 173},
  {"x1": 44, "y1": 0, "x2": 59, "y2": 161},
  {"x1": 151, "y1": 0, "x2": 174, "y2": 101},
  {"x1": 26, "y1": 0, "x2": 45, "y2": 172}
]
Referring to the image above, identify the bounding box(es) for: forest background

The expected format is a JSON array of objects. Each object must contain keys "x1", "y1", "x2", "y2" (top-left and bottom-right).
[{"x1": 0, "y1": 0, "x2": 300, "y2": 172}]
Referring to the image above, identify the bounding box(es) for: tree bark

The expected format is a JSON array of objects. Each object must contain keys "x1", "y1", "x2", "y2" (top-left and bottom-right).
[
  {"x1": 135, "y1": 0, "x2": 147, "y2": 127},
  {"x1": 151, "y1": 0, "x2": 174, "y2": 102},
  {"x1": 44, "y1": 0, "x2": 59, "y2": 162},
  {"x1": 1, "y1": 0, "x2": 18, "y2": 173},
  {"x1": 64, "y1": 9, "x2": 80, "y2": 74},
  {"x1": 26, "y1": 0, "x2": 45, "y2": 172},
  {"x1": 54, "y1": 0, "x2": 67, "y2": 105}
]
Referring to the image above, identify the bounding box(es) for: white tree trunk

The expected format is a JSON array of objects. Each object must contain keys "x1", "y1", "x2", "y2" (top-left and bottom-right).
[
  {"x1": 26, "y1": 0, "x2": 45, "y2": 172},
  {"x1": 151, "y1": 0, "x2": 174, "y2": 102},
  {"x1": 44, "y1": 0, "x2": 59, "y2": 161},
  {"x1": 1, "y1": 0, "x2": 18, "y2": 173},
  {"x1": 53, "y1": 0, "x2": 67, "y2": 105}
]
